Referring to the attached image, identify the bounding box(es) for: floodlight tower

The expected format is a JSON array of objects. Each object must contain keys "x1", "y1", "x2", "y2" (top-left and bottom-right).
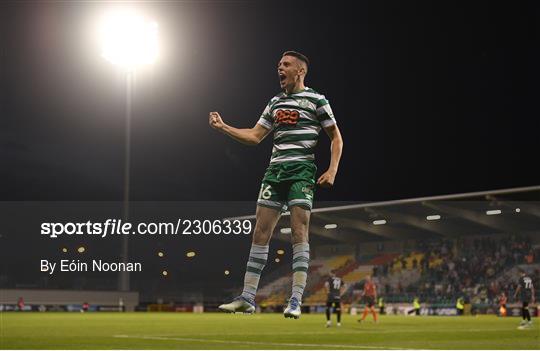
[{"x1": 99, "y1": 10, "x2": 158, "y2": 291}]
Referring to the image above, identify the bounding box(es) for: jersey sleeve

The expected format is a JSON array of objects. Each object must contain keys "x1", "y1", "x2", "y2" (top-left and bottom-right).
[
  {"x1": 316, "y1": 95, "x2": 337, "y2": 128},
  {"x1": 257, "y1": 101, "x2": 274, "y2": 130}
]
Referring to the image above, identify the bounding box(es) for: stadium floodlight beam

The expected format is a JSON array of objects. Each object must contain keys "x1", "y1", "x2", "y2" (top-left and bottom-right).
[{"x1": 99, "y1": 10, "x2": 159, "y2": 292}]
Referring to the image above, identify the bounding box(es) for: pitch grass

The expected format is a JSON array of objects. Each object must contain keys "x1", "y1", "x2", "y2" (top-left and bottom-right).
[{"x1": 1, "y1": 312, "x2": 539, "y2": 349}]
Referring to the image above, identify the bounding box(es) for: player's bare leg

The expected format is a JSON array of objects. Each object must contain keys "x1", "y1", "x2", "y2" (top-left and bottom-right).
[
  {"x1": 371, "y1": 306, "x2": 378, "y2": 322},
  {"x1": 219, "y1": 206, "x2": 281, "y2": 313},
  {"x1": 284, "y1": 206, "x2": 310, "y2": 319},
  {"x1": 359, "y1": 306, "x2": 369, "y2": 322}
]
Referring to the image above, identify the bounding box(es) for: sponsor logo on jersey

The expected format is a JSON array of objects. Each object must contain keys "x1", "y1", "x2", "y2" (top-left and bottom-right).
[{"x1": 275, "y1": 109, "x2": 299, "y2": 126}]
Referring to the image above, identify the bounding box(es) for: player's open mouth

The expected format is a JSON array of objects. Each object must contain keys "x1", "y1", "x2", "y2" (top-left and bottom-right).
[{"x1": 279, "y1": 73, "x2": 286, "y2": 82}]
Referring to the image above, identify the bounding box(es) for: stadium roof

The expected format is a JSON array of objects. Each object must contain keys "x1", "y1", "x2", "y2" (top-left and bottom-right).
[{"x1": 229, "y1": 185, "x2": 540, "y2": 244}]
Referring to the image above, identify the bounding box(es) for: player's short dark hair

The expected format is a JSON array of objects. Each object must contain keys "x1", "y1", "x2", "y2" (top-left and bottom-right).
[{"x1": 282, "y1": 51, "x2": 309, "y2": 68}]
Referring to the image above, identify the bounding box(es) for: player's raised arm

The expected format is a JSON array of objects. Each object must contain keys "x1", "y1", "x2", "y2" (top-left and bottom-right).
[
  {"x1": 317, "y1": 124, "x2": 343, "y2": 188},
  {"x1": 209, "y1": 111, "x2": 271, "y2": 146}
]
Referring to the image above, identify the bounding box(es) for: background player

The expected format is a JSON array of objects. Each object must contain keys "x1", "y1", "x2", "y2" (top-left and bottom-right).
[
  {"x1": 210, "y1": 51, "x2": 343, "y2": 319},
  {"x1": 498, "y1": 292, "x2": 507, "y2": 317},
  {"x1": 514, "y1": 269, "x2": 535, "y2": 329},
  {"x1": 325, "y1": 270, "x2": 346, "y2": 327},
  {"x1": 358, "y1": 275, "x2": 378, "y2": 323}
]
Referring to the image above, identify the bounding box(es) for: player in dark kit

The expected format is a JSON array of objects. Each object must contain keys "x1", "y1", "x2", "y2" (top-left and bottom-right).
[
  {"x1": 514, "y1": 270, "x2": 535, "y2": 329},
  {"x1": 325, "y1": 271, "x2": 346, "y2": 327}
]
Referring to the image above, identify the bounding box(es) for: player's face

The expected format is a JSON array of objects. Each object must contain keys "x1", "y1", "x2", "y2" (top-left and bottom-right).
[{"x1": 277, "y1": 55, "x2": 302, "y2": 90}]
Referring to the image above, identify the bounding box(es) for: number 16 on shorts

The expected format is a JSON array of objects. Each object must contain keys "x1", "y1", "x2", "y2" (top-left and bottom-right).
[
  {"x1": 257, "y1": 183, "x2": 283, "y2": 210},
  {"x1": 259, "y1": 184, "x2": 273, "y2": 200}
]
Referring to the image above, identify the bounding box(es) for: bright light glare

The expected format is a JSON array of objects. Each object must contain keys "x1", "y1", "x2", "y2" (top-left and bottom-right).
[
  {"x1": 99, "y1": 10, "x2": 158, "y2": 70},
  {"x1": 324, "y1": 223, "x2": 338, "y2": 229},
  {"x1": 426, "y1": 215, "x2": 441, "y2": 221},
  {"x1": 373, "y1": 220, "x2": 386, "y2": 225}
]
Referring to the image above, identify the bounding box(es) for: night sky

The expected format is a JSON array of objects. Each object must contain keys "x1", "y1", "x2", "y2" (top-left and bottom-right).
[{"x1": 2, "y1": 1, "x2": 539, "y2": 203}]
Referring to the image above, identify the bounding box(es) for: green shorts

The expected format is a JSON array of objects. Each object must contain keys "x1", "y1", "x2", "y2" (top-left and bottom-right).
[{"x1": 257, "y1": 161, "x2": 316, "y2": 211}]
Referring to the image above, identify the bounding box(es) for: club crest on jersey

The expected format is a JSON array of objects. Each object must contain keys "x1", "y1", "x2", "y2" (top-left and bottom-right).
[{"x1": 298, "y1": 98, "x2": 311, "y2": 109}]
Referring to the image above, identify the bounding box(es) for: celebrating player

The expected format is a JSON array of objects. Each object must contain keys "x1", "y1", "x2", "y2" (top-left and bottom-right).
[
  {"x1": 358, "y1": 275, "x2": 378, "y2": 323},
  {"x1": 325, "y1": 271, "x2": 346, "y2": 327},
  {"x1": 210, "y1": 51, "x2": 343, "y2": 319},
  {"x1": 514, "y1": 269, "x2": 535, "y2": 329}
]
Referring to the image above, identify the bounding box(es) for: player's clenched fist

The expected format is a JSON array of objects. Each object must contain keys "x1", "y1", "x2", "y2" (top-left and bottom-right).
[{"x1": 209, "y1": 111, "x2": 225, "y2": 130}]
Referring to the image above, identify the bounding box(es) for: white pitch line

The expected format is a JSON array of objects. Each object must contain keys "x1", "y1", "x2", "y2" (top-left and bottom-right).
[
  {"x1": 113, "y1": 334, "x2": 419, "y2": 350},
  {"x1": 116, "y1": 328, "x2": 519, "y2": 337}
]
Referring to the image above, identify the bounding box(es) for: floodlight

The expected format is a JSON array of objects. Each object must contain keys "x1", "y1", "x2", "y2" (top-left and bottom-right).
[
  {"x1": 486, "y1": 209, "x2": 501, "y2": 215},
  {"x1": 99, "y1": 10, "x2": 158, "y2": 70}
]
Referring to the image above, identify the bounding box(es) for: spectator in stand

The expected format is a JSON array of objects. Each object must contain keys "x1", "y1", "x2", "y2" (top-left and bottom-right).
[{"x1": 525, "y1": 251, "x2": 534, "y2": 265}]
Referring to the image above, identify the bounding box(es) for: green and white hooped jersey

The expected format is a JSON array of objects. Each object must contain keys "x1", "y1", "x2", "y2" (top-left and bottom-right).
[{"x1": 257, "y1": 87, "x2": 337, "y2": 165}]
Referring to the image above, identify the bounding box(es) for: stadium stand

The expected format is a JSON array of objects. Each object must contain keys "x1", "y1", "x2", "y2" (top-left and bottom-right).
[{"x1": 252, "y1": 234, "x2": 540, "y2": 309}]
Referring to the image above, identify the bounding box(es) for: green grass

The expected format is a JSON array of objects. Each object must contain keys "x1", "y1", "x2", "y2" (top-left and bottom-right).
[{"x1": 0, "y1": 312, "x2": 538, "y2": 349}]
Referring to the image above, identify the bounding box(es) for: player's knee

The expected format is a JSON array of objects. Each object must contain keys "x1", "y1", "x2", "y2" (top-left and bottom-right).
[{"x1": 252, "y1": 225, "x2": 272, "y2": 245}]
